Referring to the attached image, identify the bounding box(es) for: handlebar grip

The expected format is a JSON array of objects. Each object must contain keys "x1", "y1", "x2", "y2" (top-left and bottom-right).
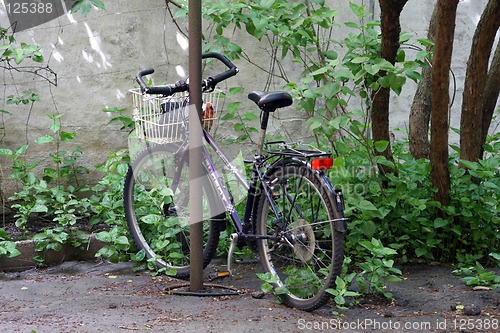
[
  {"x1": 136, "y1": 69, "x2": 185, "y2": 95},
  {"x1": 209, "y1": 67, "x2": 239, "y2": 87},
  {"x1": 146, "y1": 85, "x2": 174, "y2": 95},
  {"x1": 202, "y1": 52, "x2": 236, "y2": 70},
  {"x1": 136, "y1": 68, "x2": 155, "y2": 93},
  {"x1": 202, "y1": 52, "x2": 239, "y2": 88}
]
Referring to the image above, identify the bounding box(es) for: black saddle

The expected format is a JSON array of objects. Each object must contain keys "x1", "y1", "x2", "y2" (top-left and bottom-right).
[{"x1": 248, "y1": 91, "x2": 293, "y2": 112}]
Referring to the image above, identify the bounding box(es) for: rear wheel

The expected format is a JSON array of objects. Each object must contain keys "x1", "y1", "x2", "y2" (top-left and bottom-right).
[
  {"x1": 256, "y1": 164, "x2": 345, "y2": 311},
  {"x1": 124, "y1": 144, "x2": 221, "y2": 279}
]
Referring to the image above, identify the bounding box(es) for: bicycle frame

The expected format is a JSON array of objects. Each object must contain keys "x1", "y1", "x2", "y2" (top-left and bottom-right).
[
  {"x1": 171, "y1": 126, "x2": 287, "y2": 239},
  {"x1": 176, "y1": 127, "x2": 344, "y2": 246}
]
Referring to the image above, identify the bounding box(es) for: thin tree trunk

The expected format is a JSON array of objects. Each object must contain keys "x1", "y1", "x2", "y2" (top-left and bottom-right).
[
  {"x1": 460, "y1": 0, "x2": 500, "y2": 164},
  {"x1": 480, "y1": 34, "x2": 500, "y2": 158},
  {"x1": 373, "y1": 0, "x2": 408, "y2": 175},
  {"x1": 430, "y1": 0, "x2": 459, "y2": 207},
  {"x1": 409, "y1": 7, "x2": 437, "y2": 160}
]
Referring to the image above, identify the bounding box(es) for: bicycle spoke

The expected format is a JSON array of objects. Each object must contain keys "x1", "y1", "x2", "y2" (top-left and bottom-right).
[
  {"x1": 124, "y1": 145, "x2": 220, "y2": 279},
  {"x1": 257, "y1": 164, "x2": 344, "y2": 311}
]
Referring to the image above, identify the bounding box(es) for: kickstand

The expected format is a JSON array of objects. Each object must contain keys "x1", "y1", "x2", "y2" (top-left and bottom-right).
[{"x1": 207, "y1": 232, "x2": 238, "y2": 282}]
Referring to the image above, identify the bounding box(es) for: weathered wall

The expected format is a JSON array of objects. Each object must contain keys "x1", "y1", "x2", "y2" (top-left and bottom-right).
[{"x1": 0, "y1": 0, "x2": 498, "y2": 195}]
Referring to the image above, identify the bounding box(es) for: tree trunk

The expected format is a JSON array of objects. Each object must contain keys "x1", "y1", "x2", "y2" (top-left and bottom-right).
[
  {"x1": 430, "y1": 0, "x2": 459, "y2": 207},
  {"x1": 409, "y1": 7, "x2": 437, "y2": 160},
  {"x1": 460, "y1": 0, "x2": 500, "y2": 164},
  {"x1": 373, "y1": 0, "x2": 408, "y2": 175},
  {"x1": 480, "y1": 42, "x2": 500, "y2": 157}
]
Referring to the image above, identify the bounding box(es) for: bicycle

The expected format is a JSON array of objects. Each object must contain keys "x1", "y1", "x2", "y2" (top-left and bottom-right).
[{"x1": 124, "y1": 52, "x2": 348, "y2": 311}]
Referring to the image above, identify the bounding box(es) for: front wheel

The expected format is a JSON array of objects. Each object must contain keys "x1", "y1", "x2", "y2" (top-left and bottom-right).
[
  {"x1": 256, "y1": 164, "x2": 345, "y2": 311},
  {"x1": 124, "y1": 144, "x2": 221, "y2": 279}
]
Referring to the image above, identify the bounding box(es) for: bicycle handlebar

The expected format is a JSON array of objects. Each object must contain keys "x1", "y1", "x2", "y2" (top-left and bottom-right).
[{"x1": 135, "y1": 52, "x2": 238, "y2": 96}]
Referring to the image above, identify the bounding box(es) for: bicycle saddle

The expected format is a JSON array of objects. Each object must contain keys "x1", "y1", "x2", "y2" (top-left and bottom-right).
[{"x1": 248, "y1": 91, "x2": 293, "y2": 112}]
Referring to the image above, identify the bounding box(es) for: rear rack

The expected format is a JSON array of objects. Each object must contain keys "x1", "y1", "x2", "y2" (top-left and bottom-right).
[{"x1": 264, "y1": 141, "x2": 331, "y2": 158}]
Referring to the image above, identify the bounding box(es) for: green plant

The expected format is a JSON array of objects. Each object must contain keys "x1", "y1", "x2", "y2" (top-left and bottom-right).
[
  {"x1": 0, "y1": 228, "x2": 20, "y2": 258},
  {"x1": 256, "y1": 271, "x2": 289, "y2": 298},
  {"x1": 1, "y1": 27, "x2": 44, "y2": 64},
  {"x1": 2, "y1": 114, "x2": 94, "y2": 263},
  {"x1": 453, "y1": 259, "x2": 500, "y2": 289},
  {"x1": 88, "y1": 149, "x2": 134, "y2": 263},
  {"x1": 8, "y1": 114, "x2": 89, "y2": 232},
  {"x1": 326, "y1": 257, "x2": 360, "y2": 309},
  {"x1": 355, "y1": 238, "x2": 402, "y2": 299},
  {"x1": 32, "y1": 227, "x2": 70, "y2": 263},
  {"x1": 103, "y1": 107, "x2": 134, "y2": 133},
  {"x1": 326, "y1": 275, "x2": 360, "y2": 310}
]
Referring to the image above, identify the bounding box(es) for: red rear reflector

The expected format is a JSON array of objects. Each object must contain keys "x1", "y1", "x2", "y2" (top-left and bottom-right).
[{"x1": 311, "y1": 157, "x2": 333, "y2": 170}]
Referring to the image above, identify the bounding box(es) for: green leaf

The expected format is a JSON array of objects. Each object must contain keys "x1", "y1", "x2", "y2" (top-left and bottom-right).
[
  {"x1": 358, "y1": 199, "x2": 378, "y2": 211},
  {"x1": 0, "y1": 148, "x2": 13, "y2": 157},
  {"x1": 309, "y1": 67, "x2": 329, "y2": 76},
  {"x1": 115, "y1": 236, "x2": 129, "y2": 246},
  {"x1": 242, "y1": 112, "x2": 258, "y2": 121},
  {"x1": 90, "y1": 0, "x2": 106, "y2": 10},
  {"x1": 415, "y1": 247, "x2": 428, "y2": 257},
  {"x1": 433, "y1": 218, "x2": 449, "y2": 229},
  {"x1": 374, "y1": 140, "x2": 389, "y2": 152},
  {"x1": 460, "y1": 159, "x2": 478, "y2": 170},
  {"x1": 14, "y1": 145, "x2": 29, "y2": 158},
  {"x1": 60, "y1": 131, "x2": 76, "y2": 142},
  {"x1": 31, "y1": 204, "x2": 48, "y2": 213},
  {"x1": 361, "y1": 221, "x2": 376, "y2": 238},
  {"x1": 344, "y1": 21, "x2": 359, "y2": 29},
  {"x1": 417, "y1": 38, "x2": 434, "y2": 47},
  {"x1": 349, "y1": 2, "x2": 365, "y2": 17},
  {"x1": 324, "y1": 50, "x2": 338, "y2": 60},
  {"x1": 351, "y1": 56, "x2": 369, "y2": 64},
  {"x1": 489, "y1": 252, "x2": 500, "y2": 262},
  {"x1": 35, "y1": 135, "x2": 54, "y2": 144},
  {"x1": 71, "y1": 0, "x2": 105, "y2": 15},
  {"x1": 274, "y1": 286, "x2": 289, "y2": 295},
  {"x1": 260, "y1": 0, "x2": 275, "y2": 9},
  {"x1": 406, "y1": 70, "x2": 422, "y2": 83},
  {"x1": 227, "y1": 102, "x2": 241, "y2": 113},
  {"x1": 131, "y1": 249, "x2": 146, "y2": 262},
  {"x1": 229, "y1": 87, "x2": 243, "y2": 95}
]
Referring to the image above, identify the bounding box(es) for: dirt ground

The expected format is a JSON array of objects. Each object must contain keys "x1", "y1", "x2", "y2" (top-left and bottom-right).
[{"x1": 0, "y1": 259, "x2": 499, "y2": 333}]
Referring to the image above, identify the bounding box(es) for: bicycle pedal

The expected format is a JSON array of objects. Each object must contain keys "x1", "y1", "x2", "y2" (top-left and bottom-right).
[{"x1": 207, "y1": 271, "x2": 231, "y2": 282}]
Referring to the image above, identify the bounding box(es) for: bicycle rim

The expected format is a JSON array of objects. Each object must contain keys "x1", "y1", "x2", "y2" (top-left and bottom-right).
[
  {"x1": 124, "y1": 144, "x2": 220, "y2": 279},
  {"x1": 257, "y1": 164, "x2": 344, "y2": 311}
]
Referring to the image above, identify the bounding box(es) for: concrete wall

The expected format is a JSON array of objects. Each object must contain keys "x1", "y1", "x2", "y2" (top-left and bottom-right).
[{"x1": 0, "y1": 0, "x2": 498, "y2": 195}]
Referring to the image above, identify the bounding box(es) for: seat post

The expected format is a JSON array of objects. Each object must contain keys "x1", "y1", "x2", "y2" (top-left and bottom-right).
[{"x1": 256, "y1": 111, "x2": 271, "y2": 155}]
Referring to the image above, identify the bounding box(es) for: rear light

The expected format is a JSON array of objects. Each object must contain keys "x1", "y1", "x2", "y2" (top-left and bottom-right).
[{"x1": 311, "y1": 157, "x2": 333, "y2": 170}]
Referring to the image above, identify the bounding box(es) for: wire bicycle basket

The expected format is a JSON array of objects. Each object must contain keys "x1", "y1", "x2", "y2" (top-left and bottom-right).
[{"x1": 130, "y1": 88, "x2": 225, "y2": 144}]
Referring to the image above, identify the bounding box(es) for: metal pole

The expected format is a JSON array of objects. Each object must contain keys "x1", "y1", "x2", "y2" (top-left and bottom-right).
[{"x1": 188, "y1": 0, "x2": 204, "y2": 292}]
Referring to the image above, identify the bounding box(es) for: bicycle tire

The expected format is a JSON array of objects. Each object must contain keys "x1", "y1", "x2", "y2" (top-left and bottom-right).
[
  {"x1": 256, "y1": 163, "x2": 345, "y2": 311},
  {"x1": 124, "y1": 144, "x2": 221, "y2": 279}
]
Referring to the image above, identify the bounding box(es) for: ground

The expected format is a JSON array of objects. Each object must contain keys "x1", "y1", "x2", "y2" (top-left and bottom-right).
[{"x1": 0, "y1": 258, "x2": 498, "y2": 333}]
